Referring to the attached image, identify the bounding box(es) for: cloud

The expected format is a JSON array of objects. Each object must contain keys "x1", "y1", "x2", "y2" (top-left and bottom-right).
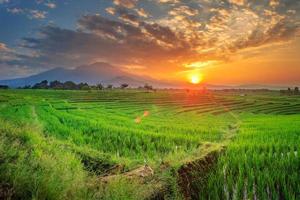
[
  {"x1": 113, "y1": 0, "x2": 138, "y2": 8},
  {"x1": 0, "y1": 43, "x2": 12, "y2": 62},
  {"x1": 269, "y1": 0, "x2": 280, "y2": 8},
  {"x1": 231, "y1": 18, "x2": 299, "y2": 51},
  {"x1": 106, "y1": 7, "x2": 116, "y2": 15},
  {"x1": 1, "y1": 0, "x2": 299, "y2": 78},
  {"x1": 157, "y1": 0, "x2": 179, "y2": 4},
  {"x1": 228, "y1": 0, "x2": 245, "y2": 6},
  {"x1": 0, "y1": 43, "x2": 9, "y2": 52},
  {"x1": 0, "y1": 0, "x2": 9, "y2": 4},
  {"x1": 45, "y1": 3, "x2": 56, "y2": 9},
  {"x1": 7, "y1": 7, "x2": 24, "y2": 14},
  {"x1": 0, "y1": 45, "x2": 40, "y2": 79},
  {"x1": 134, "y1": 8, "x2": 148, "y2": 18},
  {"x1": 0, "y1": 63, "x2": 36, "y2": 79},
  {"x1": 106, "y1": 5, "x2": 149, "y2": 23},
  {"x1": 114, "y1": 6, "x2": 140, "y2": 25},
  {"x1": 7, "y1": 7, "x2": 47, "y2": 20},
  {"x1": 9, "y1": 11, "x2": 192, "y2": 75},
  {"x1": 169, "y1": 6, "x2": 199, "y2": 16},
  {"x1": 29, "y1": 10, "x2": 47, "y2": 19}
]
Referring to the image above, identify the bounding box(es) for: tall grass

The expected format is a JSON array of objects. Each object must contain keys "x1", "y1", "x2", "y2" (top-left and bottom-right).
[
  {"x1": 0, "y1": 89, "x2": 299, "y2": 199},
  {"x1": 0, "y1": 120, "x2": 87, "y2": 200},
  {"x1": 199, "y1": 115, "x2": 300, "y2": 199}
]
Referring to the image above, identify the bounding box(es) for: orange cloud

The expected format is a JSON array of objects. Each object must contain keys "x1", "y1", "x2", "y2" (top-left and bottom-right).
[
  {"x1": 113, "y1": 0, "x2": 138, "y2": 8},
  {"x1": 228, "y1": 0, "x2": 245, "y2": 6}
]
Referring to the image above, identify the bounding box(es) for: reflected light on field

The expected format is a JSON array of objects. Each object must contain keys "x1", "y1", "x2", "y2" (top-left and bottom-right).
[
  {"x1": 135, "y1": 110, "x2": 150, "y2": 124},
  {"x1": 135, "y1": 116, "x2": 142, "y2": 124},
  {"x1": 143, "y1": 110, "x2": 150, "y2": 117}
]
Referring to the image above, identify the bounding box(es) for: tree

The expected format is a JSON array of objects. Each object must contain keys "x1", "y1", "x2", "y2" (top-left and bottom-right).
[
  {"x1": 32, "y1": 80, "x2": 48, "y2": 89},
  {"x1": 144, "y1": 84, "x2": 153, "y2": 91},
  {"x1": 287, "y1": 88, "x2": 292, "y2": 95},
  {"x1": 49, "y1": 80, "x2": 64, "y2": 89},
  {"x1": 107, "y1": 84, "x2": 113, "y2": 89},
  {"x1": 120, "y1": 83, "x2": 129, "y2": 89},
  {"x1": 23, "y1": 85, "x2": 31, "y2": 89},
  {"x1": 0, "y1": 85, "x2": 9, "y2": 89},
  {"x1": 295, "y1": 87, "x2": 299, "y2": 95},
  {"x1": 78, "y1": 82, "x2": 90, "y2": 90},
  {"x1": 96, "y1": 83, "x2": 104, "y2": 90},
  {"x1": 63, "y1": 81, "x2": 77, "y2": 90}
]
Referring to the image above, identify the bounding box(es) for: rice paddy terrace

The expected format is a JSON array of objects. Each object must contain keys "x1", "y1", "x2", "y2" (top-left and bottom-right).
[{"x1": 0, "y1": 89, "x2": 299, "y2": 199}]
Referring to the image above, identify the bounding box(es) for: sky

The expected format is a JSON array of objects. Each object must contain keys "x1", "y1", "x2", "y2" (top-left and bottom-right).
[{"x1": 0, "y1": 0, "x2": 299, "y2": 85}]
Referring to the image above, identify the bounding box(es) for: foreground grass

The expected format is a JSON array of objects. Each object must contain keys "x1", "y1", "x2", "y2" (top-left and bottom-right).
[
  {"x1": 200, "y1": 115, "x2": 300, "y2": 199},
  {"x1": 0, "y1": 120, "x2": 164, "y2": 200},
  {"x1": 0, "y1": 120, "x2": 87, "y2": 199},
  {"x1": 0, "y1": 89, "x2": 299, "y2": 199}
]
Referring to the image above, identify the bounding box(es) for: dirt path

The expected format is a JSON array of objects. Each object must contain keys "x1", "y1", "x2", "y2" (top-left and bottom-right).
[
  {"x1": 178, "y1": 122, "x2": 240, "y2": 200},
  {"x1": 31, "y1": 105, "x2": 43, "y2": 132}
]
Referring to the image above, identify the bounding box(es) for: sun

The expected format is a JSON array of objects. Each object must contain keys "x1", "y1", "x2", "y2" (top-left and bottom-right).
[{"x1": 189, "y1": 73, "x2": 203, "y2": 84}]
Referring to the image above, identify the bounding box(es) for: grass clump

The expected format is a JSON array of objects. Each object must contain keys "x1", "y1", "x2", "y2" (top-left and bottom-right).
[{"x1": 0, "y1": 120, "x2": 87, "y2": 200}]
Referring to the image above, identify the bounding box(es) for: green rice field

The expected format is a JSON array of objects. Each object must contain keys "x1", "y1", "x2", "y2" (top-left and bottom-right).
[{"x1": 0, "y1": 89, "x2": 299, "y2": 199}]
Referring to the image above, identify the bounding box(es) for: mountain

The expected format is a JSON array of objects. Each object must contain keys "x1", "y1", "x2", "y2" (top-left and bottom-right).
[
  {"x1": 0, "y1": 67, "x2": 71, "y2": 88},
  {"x1": 1, "y1": 63, "x2": 291, "y2": 89},
  {"x1": 0, "y1": 62, "x2": 172, "y2": 88}
]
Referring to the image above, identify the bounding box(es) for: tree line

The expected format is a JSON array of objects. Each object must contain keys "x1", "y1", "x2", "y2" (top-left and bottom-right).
[
  {"x1": 15, "y1": 80, "x2": 154, "y2": 91},
  {"x1": 280, "y1": 87, "x2": 299, "y2": 95}
]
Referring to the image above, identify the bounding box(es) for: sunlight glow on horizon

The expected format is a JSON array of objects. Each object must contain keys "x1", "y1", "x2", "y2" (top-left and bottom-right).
[
  {"x1": 189, "y1": 73, "x2": 203, "y2": 84},
  {"x1": 184, "y1": 61, "x2": 218, "y2": 69}
]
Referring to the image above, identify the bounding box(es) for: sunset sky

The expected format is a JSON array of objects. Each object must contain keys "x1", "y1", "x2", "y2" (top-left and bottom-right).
[{"x1": 0, "y1": 0, "x2": 299, "y2": 85}]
